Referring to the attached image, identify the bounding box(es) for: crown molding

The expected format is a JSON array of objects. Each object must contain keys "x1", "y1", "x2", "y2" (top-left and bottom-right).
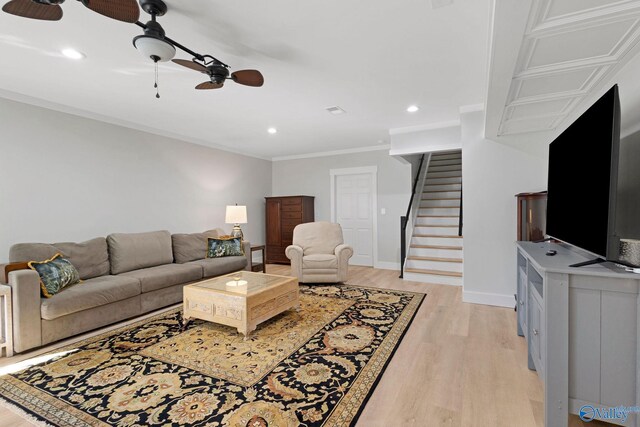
[
  {"x1": 388, "y1": 120, "x2": 461, "y2": 135},
  {"x1": 459, "y1": 103, "x2": 485, "y2": 113},
  {"x1": 271, "y1": 144, "x2": 391, "y2": 161}
]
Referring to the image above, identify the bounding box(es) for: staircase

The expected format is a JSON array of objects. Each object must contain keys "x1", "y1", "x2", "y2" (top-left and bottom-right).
[{"x1": 403, "y1": 150, "x2": 463, "y2": 286}]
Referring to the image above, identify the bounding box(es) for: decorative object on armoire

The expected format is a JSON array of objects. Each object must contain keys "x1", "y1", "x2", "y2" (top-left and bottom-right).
[
  {"x1": 265, "y1": 196, "x2": 315, "y2": 264},
  {"x1": 619, "y1": 238, "x2": 640, "y2": 267},
  {"x1": 225, "y1": 204, "x2": 247, "y2": 241},
  {"x1": 285, "y1": 222, "x2": 353, "y2": 283},
  {"x1": 515, "y1": 191, "x2": 547, "y2": 241}
]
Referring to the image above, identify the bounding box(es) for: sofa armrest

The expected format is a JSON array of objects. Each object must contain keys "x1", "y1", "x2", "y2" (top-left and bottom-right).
[
  {"x1": 285, "y1": 245, "x2": 304, "y2": 279},
  {"x1": 7, "y1": 269, "x2": 42, "y2": 353},
  {"x1": 243, "y1": 241, "x2": 251, "y2": 271}
]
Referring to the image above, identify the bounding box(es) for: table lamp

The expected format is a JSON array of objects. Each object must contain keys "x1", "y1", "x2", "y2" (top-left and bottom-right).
[{"x1": 225, "y1": 204, "x2": 247, "y2": 240}]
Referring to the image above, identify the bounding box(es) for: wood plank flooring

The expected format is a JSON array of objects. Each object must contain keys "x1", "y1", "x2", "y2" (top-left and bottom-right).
[{"x1": 0, "y1": 265, "x2": 610, "y2": 427}]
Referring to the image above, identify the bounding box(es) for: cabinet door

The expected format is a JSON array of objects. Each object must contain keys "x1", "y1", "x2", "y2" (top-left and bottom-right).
[{"x1": 266, "y1": 200, "x2": 282, "y2": 246}]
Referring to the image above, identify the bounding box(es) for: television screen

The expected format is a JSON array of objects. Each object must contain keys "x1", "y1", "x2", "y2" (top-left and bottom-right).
[{"x1": 546, "y1": 85, "x2": 620, "y2": 258}]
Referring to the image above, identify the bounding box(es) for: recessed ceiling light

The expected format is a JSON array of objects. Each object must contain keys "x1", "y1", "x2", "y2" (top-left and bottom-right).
[
  {"x1": 407, "y1": 105, "x2": 419, "y2": 113},
  {"x1": 267, "y1": 127, "x2": 277, "y2": 134},
  {"x1": 61, "y1": 48, "x2": 85, "y2": 60}
]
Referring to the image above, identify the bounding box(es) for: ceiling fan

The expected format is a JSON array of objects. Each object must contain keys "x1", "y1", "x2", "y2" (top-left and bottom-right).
[{"x1": 2, "y1": 0, "x2": 264, "y2": 93}]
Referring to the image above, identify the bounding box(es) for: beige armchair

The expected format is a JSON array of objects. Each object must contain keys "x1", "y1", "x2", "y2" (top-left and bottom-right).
[{"x1": 285, "y1": 222, "x2": 353, "y2": 283}]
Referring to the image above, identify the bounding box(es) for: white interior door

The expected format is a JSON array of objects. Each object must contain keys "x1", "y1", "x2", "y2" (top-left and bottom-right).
[{"x1": 335, "y1": 173, "x2": 374, "y2": 266}]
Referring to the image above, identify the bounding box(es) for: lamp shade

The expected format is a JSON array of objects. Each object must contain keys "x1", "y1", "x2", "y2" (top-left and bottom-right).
[{"x1": 225, "y1": 205, "x2": 247, "y2": 224}]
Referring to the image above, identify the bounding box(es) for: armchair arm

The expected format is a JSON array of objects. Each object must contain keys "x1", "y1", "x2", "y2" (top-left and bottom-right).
[
  {"x1": 7, "y1": 269, "x2": 42, "y2": 353},
  {"x1": 335, "y1": 244, "x2": 353, "y2": 282},
  {"x1": 285, "y1": 245, "x2": 304, "y2": 280},
  {"x1": 243, "y1": 241, "x2": 251, "y2": 271}
]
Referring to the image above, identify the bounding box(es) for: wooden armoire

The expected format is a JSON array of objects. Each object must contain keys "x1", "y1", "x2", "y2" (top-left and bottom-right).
[{"x1": 265, "y1": 196, "x2": 315, "y2": 264}]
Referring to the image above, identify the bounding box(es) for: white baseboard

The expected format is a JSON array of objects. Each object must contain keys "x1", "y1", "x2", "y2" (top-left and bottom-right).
[
  {"x1": 374, "y1": 261, "x2": 401, "y2": 271},
  {"x1": 462, "y1": 290, "x2": 514, "y2": 308}
]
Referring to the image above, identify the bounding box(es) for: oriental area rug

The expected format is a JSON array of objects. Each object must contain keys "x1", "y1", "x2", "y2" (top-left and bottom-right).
[{"x1": 0, "y1": 284, "x2": 424, "y2": 427}]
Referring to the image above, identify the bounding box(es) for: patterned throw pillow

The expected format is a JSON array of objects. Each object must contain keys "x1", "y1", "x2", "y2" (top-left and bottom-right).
[
  {"x1": 28, "y1": 253, "x2": 81, "y2": 298},
  {"x1": 207, "y1": 237, "x2": 244, "y2": 258}
]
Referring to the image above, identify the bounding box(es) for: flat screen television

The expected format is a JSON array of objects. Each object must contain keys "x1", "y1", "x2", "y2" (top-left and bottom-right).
[{"x1": 546, "y1": 85, "x2": 620, "y2": 262}]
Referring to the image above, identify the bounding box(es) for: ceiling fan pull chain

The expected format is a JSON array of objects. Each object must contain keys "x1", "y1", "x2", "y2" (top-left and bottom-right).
[{"x1": 154, "y1": 61, "x2": 160, "y2": 99}]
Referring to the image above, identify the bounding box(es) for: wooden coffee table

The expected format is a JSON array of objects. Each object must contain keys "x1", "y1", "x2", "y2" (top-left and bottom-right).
[{"x1": 182, "y1": 271, "x2": 299, "y2": 338}]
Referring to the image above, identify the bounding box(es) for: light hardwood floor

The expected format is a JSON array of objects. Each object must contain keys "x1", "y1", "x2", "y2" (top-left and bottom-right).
[{"x1": 0, "y1": 265, "x2": 610, "y2": 427}]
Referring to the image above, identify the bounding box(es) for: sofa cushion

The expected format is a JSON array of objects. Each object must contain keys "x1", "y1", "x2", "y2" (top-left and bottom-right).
[
  {"x1": 40, "y1": 275, "x2": 141, "y2": 320},
  {"x1": 172, "y1": 230, "x2": 220, "y2": 264},
  {"x1": 302, "y1": 254, "x2": 338, "y2": 269},
  {"x1": 10, "y1": 237, "x2": 110, "y2": 280},
  {"x1": 121, "y1": 263, "x2": 202, "y2": 293},
  {"x1": 187, "y1": 256, "x2": 247, "y2": 278},
  {"x1": 108, "y1": 231, "x2": 173, "y2": 275}
]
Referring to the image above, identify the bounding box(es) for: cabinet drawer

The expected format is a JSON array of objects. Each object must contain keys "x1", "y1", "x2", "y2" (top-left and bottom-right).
[
  {"x1": 266, "y1": 246, "x2": 289, "y2": 263},
  {"x1": 282, "y1": 211, "x2": 302, "y2": 219},
  {"x1": 281, "y1": 204, "x2": 302, "y2": 212},
  {"x1": 281, "y1": 198, "x2": 302, "y2": 206},
  {"x1": 282, "y1": 219, "x2": 302, "y2": 228}
]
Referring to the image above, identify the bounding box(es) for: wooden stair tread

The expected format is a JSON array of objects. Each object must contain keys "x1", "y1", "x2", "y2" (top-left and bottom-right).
[
  {"x1": 410, "y1": 244, "x2": 462, "y2": 250},
  {"x1": 404, "y1": 268, "x2": 463, "y2": 277},
  {"x1": 421, "y1": 197, "x2": 459, "y2": 200},
  {"x1": 423, "y1": 190, "x2": 462, "y2": 194},
  {"x1": 407, "y1": 256, "x2": 463, "y2": 263},
  {"x1": 420, "y1": 206, "x2": 460, "y2": 209},
  {"x1": 413, "y1": 234, "x2": 463, "y2": 238}
]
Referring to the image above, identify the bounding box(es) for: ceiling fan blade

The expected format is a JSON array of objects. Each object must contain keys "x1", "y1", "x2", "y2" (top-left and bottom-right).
[
  {"x1": 173, "y1": 59, "x2": 209, "y2": 73},
  {"x1": 231, "y1": 70, "x2": 264, "y2": 87},
  {"x1": 196, "y1": 81, "x2": 223, "y2": 90},
  {"x1": 81, "y1": 0, "x2": 139, "y2": 23},
  {"x1": 2, "y1": 0, "x2": 62, "y2": 20}
]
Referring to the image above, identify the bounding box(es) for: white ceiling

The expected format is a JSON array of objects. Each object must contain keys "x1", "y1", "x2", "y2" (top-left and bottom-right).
[
  {"x1": 0, "y1": 0, "x2": 490, "y2": 159},
  {"x1": 485, "y1": 0, "x2": 640, "y2": 144}
]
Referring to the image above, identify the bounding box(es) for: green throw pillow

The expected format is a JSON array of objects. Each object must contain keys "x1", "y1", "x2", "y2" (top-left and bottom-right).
[
  {"x1": 207, "y1": 237, "x2": 244, "y2": 258},
  {"x1": 28, "y1": 253, "x2": 81, "y2": 298}
]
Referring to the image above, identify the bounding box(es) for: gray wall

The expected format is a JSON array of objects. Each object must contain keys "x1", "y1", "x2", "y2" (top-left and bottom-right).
[
  {"x1": 0, "y1": 98, "x2": 272, "y2": 262},
  {"x1": 272, "y1": 150, "x2": 411, "y2": 267}
]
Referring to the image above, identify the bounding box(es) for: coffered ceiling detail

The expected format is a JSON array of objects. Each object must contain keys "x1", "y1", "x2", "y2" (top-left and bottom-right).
[{"x1": 486, "y1": 0, "x2": 640, "y2": 138}]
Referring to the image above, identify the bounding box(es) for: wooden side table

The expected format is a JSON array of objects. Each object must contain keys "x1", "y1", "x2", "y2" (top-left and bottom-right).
[
  {"x1": 251, "y1": 245, "x2": 266, "y2": 273},
  {"x1": 0, "y1": 284, "x2": 13, "y2": 357}
]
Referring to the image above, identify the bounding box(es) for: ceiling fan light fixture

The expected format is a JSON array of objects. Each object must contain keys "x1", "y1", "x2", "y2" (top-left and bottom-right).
[{"x1": 133, "y1": 34, "x2": 175, "y2": 62}]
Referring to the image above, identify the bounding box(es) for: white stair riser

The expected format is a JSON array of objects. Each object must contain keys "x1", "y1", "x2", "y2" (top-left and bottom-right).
[
  {"x1": 415, "y1": 216, "x2": 459, "y2": 226},
  {"x1": 405, "y1": 259, "x2": 463, "y2": 272},
  {"x1": 427, "y1": 163, "x2": 462, "y2": 175},
  {"x1": 424, "y1": 184, "x2": 461, "y2": 192},
  {"x1": 422, "y1": 191, "x2": 461, "y2": 199},
  {"x1": 419, "y1": 207, "x2": 459, "y2": 216},
  {"x1": 425, "y1": 176, "x2": 462, "y2": 185},
  {"x1": 414, "y1": 226, "x2": 459, "y2": 235},
  {"x1": 410, "y1": 247, "x2": 463, "y2": 258},
  {"x1": 420, "y1": 199, "x2": 460, "y2": 208},
  {"x1": 427, "y1": 172, "x2": 461, "y2": 180},
  {"x1": 431, "y1": 153, "x2": 461, "y2": 161},
  {"x1": 412, "y1": 236, "x2": 463, "y2": 246},
  {"x1": 403, "y1": 271, "x2": 463, "y2": 286}
]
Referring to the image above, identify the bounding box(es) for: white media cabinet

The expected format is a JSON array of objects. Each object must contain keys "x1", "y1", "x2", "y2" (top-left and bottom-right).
[{"x1": 516, "y1": 241, "x2": 640, "y2": 427}]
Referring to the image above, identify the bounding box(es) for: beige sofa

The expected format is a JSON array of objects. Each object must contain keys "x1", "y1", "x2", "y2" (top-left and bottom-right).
[
  {"x1": 1, "y1": 230, "x2": 250, "y2": 354},
  {"x1": 285, "y1": 222, "x2": 353, "y2": 283}
]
